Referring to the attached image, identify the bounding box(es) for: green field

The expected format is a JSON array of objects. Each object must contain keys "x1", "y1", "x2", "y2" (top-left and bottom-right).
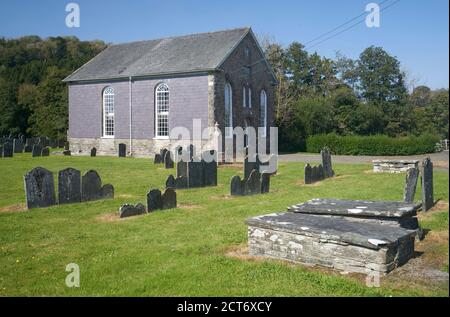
[{"x1": 0, "y1": 153, "x2": 448, "y2": 296}]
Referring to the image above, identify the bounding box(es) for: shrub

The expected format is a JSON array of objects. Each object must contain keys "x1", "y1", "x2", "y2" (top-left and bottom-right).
[{"x1": 306, "y1": 133, "x2": 440, "y2": 155}]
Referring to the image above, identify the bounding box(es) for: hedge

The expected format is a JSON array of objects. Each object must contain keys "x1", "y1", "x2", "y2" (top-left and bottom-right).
[{"x1": 306, "y1": 134, "x2": 440, "y2": 156}]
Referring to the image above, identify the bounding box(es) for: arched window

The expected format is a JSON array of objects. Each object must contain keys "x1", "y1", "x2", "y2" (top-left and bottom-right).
[
  {"x1": 155, "y1": 83, "x2": 169, "y2": 138},
  {"x1": 260, "y1": 90, "x2": 267, "y2": 137},
  {"x1": 224, "y1": 83, "x2": 233, "y2": 138},
  {"x1": 242, "y1": 85, "x2": 252, "y2": 108},
  {"x1": 102, "y1": 87, "x2": 115, "y2": 137}
]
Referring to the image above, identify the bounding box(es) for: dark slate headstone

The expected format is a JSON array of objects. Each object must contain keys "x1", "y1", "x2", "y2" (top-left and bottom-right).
[
  {"x1": 260, "y1": 173, "x2": 271, "y2": 194},
  {"x1": 160, "y1": 148, "x2": 168, "y2": 163},
  {"x1": 64, "y1": 141, "x2": 70, "y2": 150},
  {"x1": 58, "y1": 139, "x2": 65, "y2": 148},
  {"x1": 41, "y1": 147, "x2": 50, "y2": 157},
  {"x1": 177, "y1": 161, "x2": 188, "y2": 179},
  {"x1": 245, "y1": 170, "x2": 261, "y2": 195},
  {"x1": 24, "y1": 167, "x2": 56, "y2": 209},
  {"x1": 188, "y1": 144, "x2": 195, "y2": 161},
  {"x1": 166, "y1": 175, "x2": 176, "y2": 189},
  {"x1": 119, "y1": 203, "x2": 146, "y2": 218},
  {"x1": 90, "y1": 147, "x2": 97, "y2": 157},
  {"x1": 24, "y1": 144, "x2": 33, "y2": 153},
  {"x1": 2, "y1": 142, "x2": 13, "y2": 157},
  {"x1": 164, "y1": 151, "x2": 174, "y2": 169},
  {"x1": 58, "y1": 168, "x2": 81, "y2": 205},
  {"x1": 0, "y1": 145, "x2": 3, "y2": 158},
  {"x1": 321, "y1": 148, "x2": 334, "y2": 178},
  {"x1": 161, "y1": 188, "x2": 177, "y2": 210},
  {"x1": 32, "y1": 144, "x2": 42, "y2": 157},
  {"x1": 188, "y1": 161, "x2": 204, "y2": 188},
  {"x1": 49, "y1": 138, "x2": 57, "y2": 148},
  {"x1": 147, "y1": 189, "x2": 162, "y2": 212},
  {"x1": 154, "y1": 153, "x2": 162, "y2": 164},
  {"x1": 421, "y1": 158, "x2": 434, "y2": 212},
  {"x1": 311, "y1": 166, "x2": 318, "y2": 183},
  {"x1": 63, "y1": 150, "x2": 71, "y2": 156},
  {"x1": 244, "y1": 154, "x2": 259, "y2": 180},
  {"x1": 175, "y1": 176, "x2": 188, "y2": 189},
  {"x1": 174, "y1": 145, "x2": 183, "y2": 162},
  {"x1": 202, "y1": 150, "x2": 217, "y2": 186},
  {"x1": 317, "y1": 164, "x2": 325, "y2": 181},
  {"x1": 230, "y1": 175, "x2": 244, "y2": 196},
  {"x1": 101, "y1": 184, "x2": 114, "y2": 199},
  {"x1": 403, "y1": 167, "x2": 419, "y2": 204},
  {"x1": 304, "y1": 164, "x2": 313, "y2": 184},
  {"x1": 13, "y1": 138, "x2": 24, "y2": 153},
  {"x1": 118, "y1": 143, "x2": 126, "y2": 157},
  {"x1": 81, "y1": 170, "x2": 102, "y2": 202}
]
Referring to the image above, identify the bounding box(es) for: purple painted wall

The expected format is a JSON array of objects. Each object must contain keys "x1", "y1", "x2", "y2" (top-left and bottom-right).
[{"x1": 68, "y1": 74, "x2": 209, "y2": 140}]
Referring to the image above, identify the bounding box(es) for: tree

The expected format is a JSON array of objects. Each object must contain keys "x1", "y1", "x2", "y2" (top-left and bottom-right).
[{"x1": 410, "y1": 85, "x2": 431, "y2": 108}]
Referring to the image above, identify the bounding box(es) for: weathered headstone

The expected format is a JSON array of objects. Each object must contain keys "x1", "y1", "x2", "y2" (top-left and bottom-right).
[
  {"x1": 41, "y1": 147, "x2": 50, "y2": 157},
  {"x1": 421, "y1": 158, "x2": 434, "y2": 211},
  {"x1": 119, "y1": 203, "x2": 146, "y2": 218},
  {"x1": 175, "y1": 176, "x2": 188, "y2": 189},
  {"x1": 304, "y1": 164, "x2": 313, "y2": 184},
  {"x1": 13, "y1": 138, "x2": 24, "y2": 153},
  {"x1": 188, "y1": 144, "x2": 195, "y2": 161},
  {"x1": 160, "y1": 148, "x2": 168, "y2": 163},
  {"x1": 154, "y1": 153, "x2": 162, "y2": 164},
  {"x1": 64, "y1": 141, "x2": 70, "y2": 151},
  {"x1": 101, "y1": 184, "x2": 114, "y2": 199},
  {"x1": 164, "y1": 151, "x2": 174, "y2": 169},
  {"x1": 177, "y1": 161, "x2": 188, "y2": 179},
  {"x1": 244, "y1": 154, "x2": 259, "y2": 180},
  {"x1": 147, "y1": 189, "x2": 162, "y2": 212},
  {"x1": 166, "y1": 175, "x2": 176, "y2": 189},
  {"x1": 81, "y1": 170, "x2": 102, "y2": 202},
  {"x1": 58, "y1": 168, "x2": 81, "y2": 205},
  {"x1": 32, "y1": 144, "x2": 42, "y2": 157},
  {"x1": 260, "y1": 173, "x2": 271, "y2": 194},
  {"x1": 230, "y1": 175, "x2": 244, "y2": 196},
  {"x1": 161, "y1": 188, "x2": 177, "y2": 210},
  {"x1": 202, "y1": 150, "x2": 217, "y2": 186},
  {"x1": 24, "y1": 167, "x2": 56, "y2": 209},
  {"x1": 245, "y1": 170, "x2": 261, "y2": 195},
  {"x1": 118, "y1": 143, "x2": 126, "y2": 157},
  {"x1": 24, "y1": 144, "x2": 32, "y2": 153},
  {"x1": 0, "y1": 145, "x2": 3, "y2": 158},
  {"x1": 90, "y1": 147, "x2": 97, "y2": 157},
  {"x1": 317, "y1": 164, "x2": 324, "y2": 181},
  {"x1": 403, "y1": 167, "x2": 419, "y2": 204},
  {"x1": 2, "y1": 142, "x2": 13, "y2": 157},
  {"x1": 58, "y1": 139, "x2": 65, "y2": 148},
  {"x1": 321, "y1": 148, "x2": 334, "y2": 178},
  {"x1": 188, "y1": 161, "x2": 204, "y2": 188}
]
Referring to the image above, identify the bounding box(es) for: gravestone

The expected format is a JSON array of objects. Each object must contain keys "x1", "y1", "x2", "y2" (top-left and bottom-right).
[
  {"x1": 58, "y1": 168, "x2": 81, "y2": 205},
  {"x1": 177, "y1": 161, "x2": 188, "y2": 179},
  {"x1": 175, "y1": 176, "x2": 188, "y2": 189},
  {"x1": 304, "y1": 164, "x2": 313, "y2": 184},
  {"x1": 63, "y1": 150, "x2": 71, "y2": 156},
  {"x1": 41, "y1": 147, "x2": 50, "y2": 157},
  {"x1": 49, "y1": 138, "x2": 57, "y2": 148},
  {"x1": 24, "y1": 144, "x2": 32, "y2": 153},
  {"x1": 403, "y1": 167, "x2": 419, "y2": 204},
  {"x1": 230, "y1": 175, "x2": 244, "y2": 196},
  {"x1": 188, "y1": 144, "x2": 195, "y2": 161},
  {"x1": 161, "y1": 188, "x2": 177, "y2": 210},
  {"x1": 164, "y1": 151, "x2": 174, "y2": 169},
  {"x1": 2, "y1": 142, "x2": 13, "y2": 157},
  {"x1": 244, "y1": 154, "x2": 259, "y2": 180},
  {"x1": 174, "y1": 146, "x2": 183, "y2": 162},
  {"x1": 13, "y1": 138, "x2": 24, "y2": 153},
  {"x1": 58, "y1": 139, "x2": 65, "y2": 148},
  {"x1": 154, "y1": 153, "x2": 162, "y2": 164},
  {"x1": 421, "y1": 158, "x2": 434, "y2": 211},
  {"x1": 64, "y1": 141, "x2": 70, "y2": 150},
  {"x1": 0, "y1": 145, "x2": 2, "y2": 158},
  {"x1": 321, "y1": 148, "x2": 334, "y2": 178},
  {"x1": 119, "y1": 203, "x2": 146, "y2": 218},
  {"x1": 245, "y1": 170, "x2": 261, "y2": 195},
  {"x1": 101, "y1": 184, "x2": 114, "y2": 199},
  {"x1": 147, "y1": 189, "x2": 162, "y2": 212},
  {"x1": 24, "y1": 167, "x2": 56, "y2": 209},
  {"x1": 90, "y1": 148, "x2": 97, "y2": 157},
  {"x1": 188, "y1": 161, "x2": 204, "y2": 188},
  {"x1": 202, "y1": 150, "x2": 217, "y2": 186},
  {"x1": 317, "y1": 164, "x2": 324, "y2": 180},
  {"x1": 260, "y1": 173, "x2": 271, "y2": 194},
  {"x1": 118, "y1": 143, "x2": 126, "y2": 157},
  {"x1": 81, "y1": 170, "x2": 102, "y2": 202},
  {"x1": 166, "y1": 175, "x2": 176, "y2": 189},
  {"x1": 160, "y1": 148, "x2": 168, "y2": 163},
  {"x1": 32, "y1": 144, "x2": 42, "y2": 157}
]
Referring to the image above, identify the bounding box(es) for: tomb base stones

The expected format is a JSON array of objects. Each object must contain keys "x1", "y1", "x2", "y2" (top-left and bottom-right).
[
  {"x1": 118, "y1": 143, "x2": 126, "y2": 157},
  {"x1": 404, "y1": 167, "x2": 419, "y2": 204},
  {"x1": 421, "y1": 158, "x2": 434, "y2": 211},
  {"x1": 24, "y1": 167, "x2": 56, "y2": 209},
  {"x1": 230, "y1": 169, "x2": 271, "y2": 196},
  {"x1": 119, "y1": 203, "x2": 146, "y2": 218},
  {"x1": 91, "y1": 148, "x2": 97, "y2": 157},
  {"x1": 2, "y1": 142, "x2": 13, "y2": 158},
  {"x1": 373, "y1": 160, "x2": 419, "y2": 173},
  {"x1": 81, "y1": 170, "x2": 114, "y2": 202},
  {"x1": 58, "y1": 168, "x2": 81, "y2": 205},
  {"x1": 147, "y1": 188, "x2": 177, "y2": 212}
]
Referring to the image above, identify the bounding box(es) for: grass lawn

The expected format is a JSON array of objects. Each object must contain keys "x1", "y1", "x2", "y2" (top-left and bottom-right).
[{"x1": 0, "y1": 153, "x2": 448, "y2": 296}]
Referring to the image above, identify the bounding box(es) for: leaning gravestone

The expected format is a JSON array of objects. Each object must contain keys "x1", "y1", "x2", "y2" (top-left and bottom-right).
[
  {"x1": 154, "y1": 153, "x2": 162, "y2": 164},
  {"x1": 260, "y1": 173, "x2": 271, "y2": 194},
  {"x1": 2, "y1": 142, "x2": 13, "y2": 158},
  {"x1": 321, "y1": 148, "x2": 334, "y2": 178},
  {"x1": 13, "y1": 138, "x2": 24, "y2": 153},
  {"x1": 119, "y1": 203, "x2": 146, "y2": 218},
  {"x1": 245, "y1": 170, "x2": 261, "y2": 195},
  {"x1": 58, "y1": 168, "x2": 81, "y2": 205},
  {"x1": 166, "y1": 175, "x2": 176, "y2": 189},
  {"x1": 421, "y1": 158, "x2": 434, "y2": 212},
  {"x1": 304, "y1": 164, "x2": 313, "y2": 184},
  {"x1": 81, "y1": 170, "x2": 102, "y2": 202},
  {"x1": 161, "y1": 188, "x2": 177, "y2": 210},
  {"x1": 118, "y1": 143, "x2": 126, "y2": 157},
  {"x1": 147, "y1": 189, "x2": 162, "y2": 212},
  {"x1": 24, "y1": 167, "x2": 56, "y2": 209},
  {"x1": 230, "y1": 175, "x2": 244, "y2": 196},
  {"x1": 403, "y1": 167, "x2": 419, "y2": 204},
  {"x1": 90, "y1": 147, "x2": 97, "y2": 157},
  {"x1": 41, "y1": 147, "x2": 50, "y2": 157},
  {"x1": 32, "y1": 144, "x2": 42, "y2": 157},
  {"x1": 164, "y1": 151, "x2": 174, "y2": 169}
]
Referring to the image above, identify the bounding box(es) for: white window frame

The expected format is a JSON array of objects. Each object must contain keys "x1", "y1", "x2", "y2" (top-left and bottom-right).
[
  {"x1": 155, "y1": 83, "x2": 170, "y2": 139},
  {"x1": 225, "y1": 83, "x2": 233, "y2": 138},
  {"x1": 248, "y1": 87, "x2": 252, "y2": 108},
  {"x1": 260, "y1": 90, "x2": 267, "y2": 137},
  {"x1": 102, "y1": 87, "x2": 115, "y2": 138}
]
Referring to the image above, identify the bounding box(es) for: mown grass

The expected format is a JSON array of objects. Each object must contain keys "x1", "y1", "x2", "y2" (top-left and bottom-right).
[{"x1": 0, "y1": 153, "x2": 448, "y2": 296}]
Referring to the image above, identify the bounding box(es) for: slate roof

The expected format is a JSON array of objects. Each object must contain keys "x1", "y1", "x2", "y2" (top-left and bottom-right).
[{"x1": 63, "y1": 27, "x2": 251, "y2": 82}]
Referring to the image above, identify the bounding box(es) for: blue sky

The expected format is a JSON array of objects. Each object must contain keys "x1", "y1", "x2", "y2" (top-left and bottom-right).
[{"x1": 0, "y1": 0, "x2": 448, "y2": 89}]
